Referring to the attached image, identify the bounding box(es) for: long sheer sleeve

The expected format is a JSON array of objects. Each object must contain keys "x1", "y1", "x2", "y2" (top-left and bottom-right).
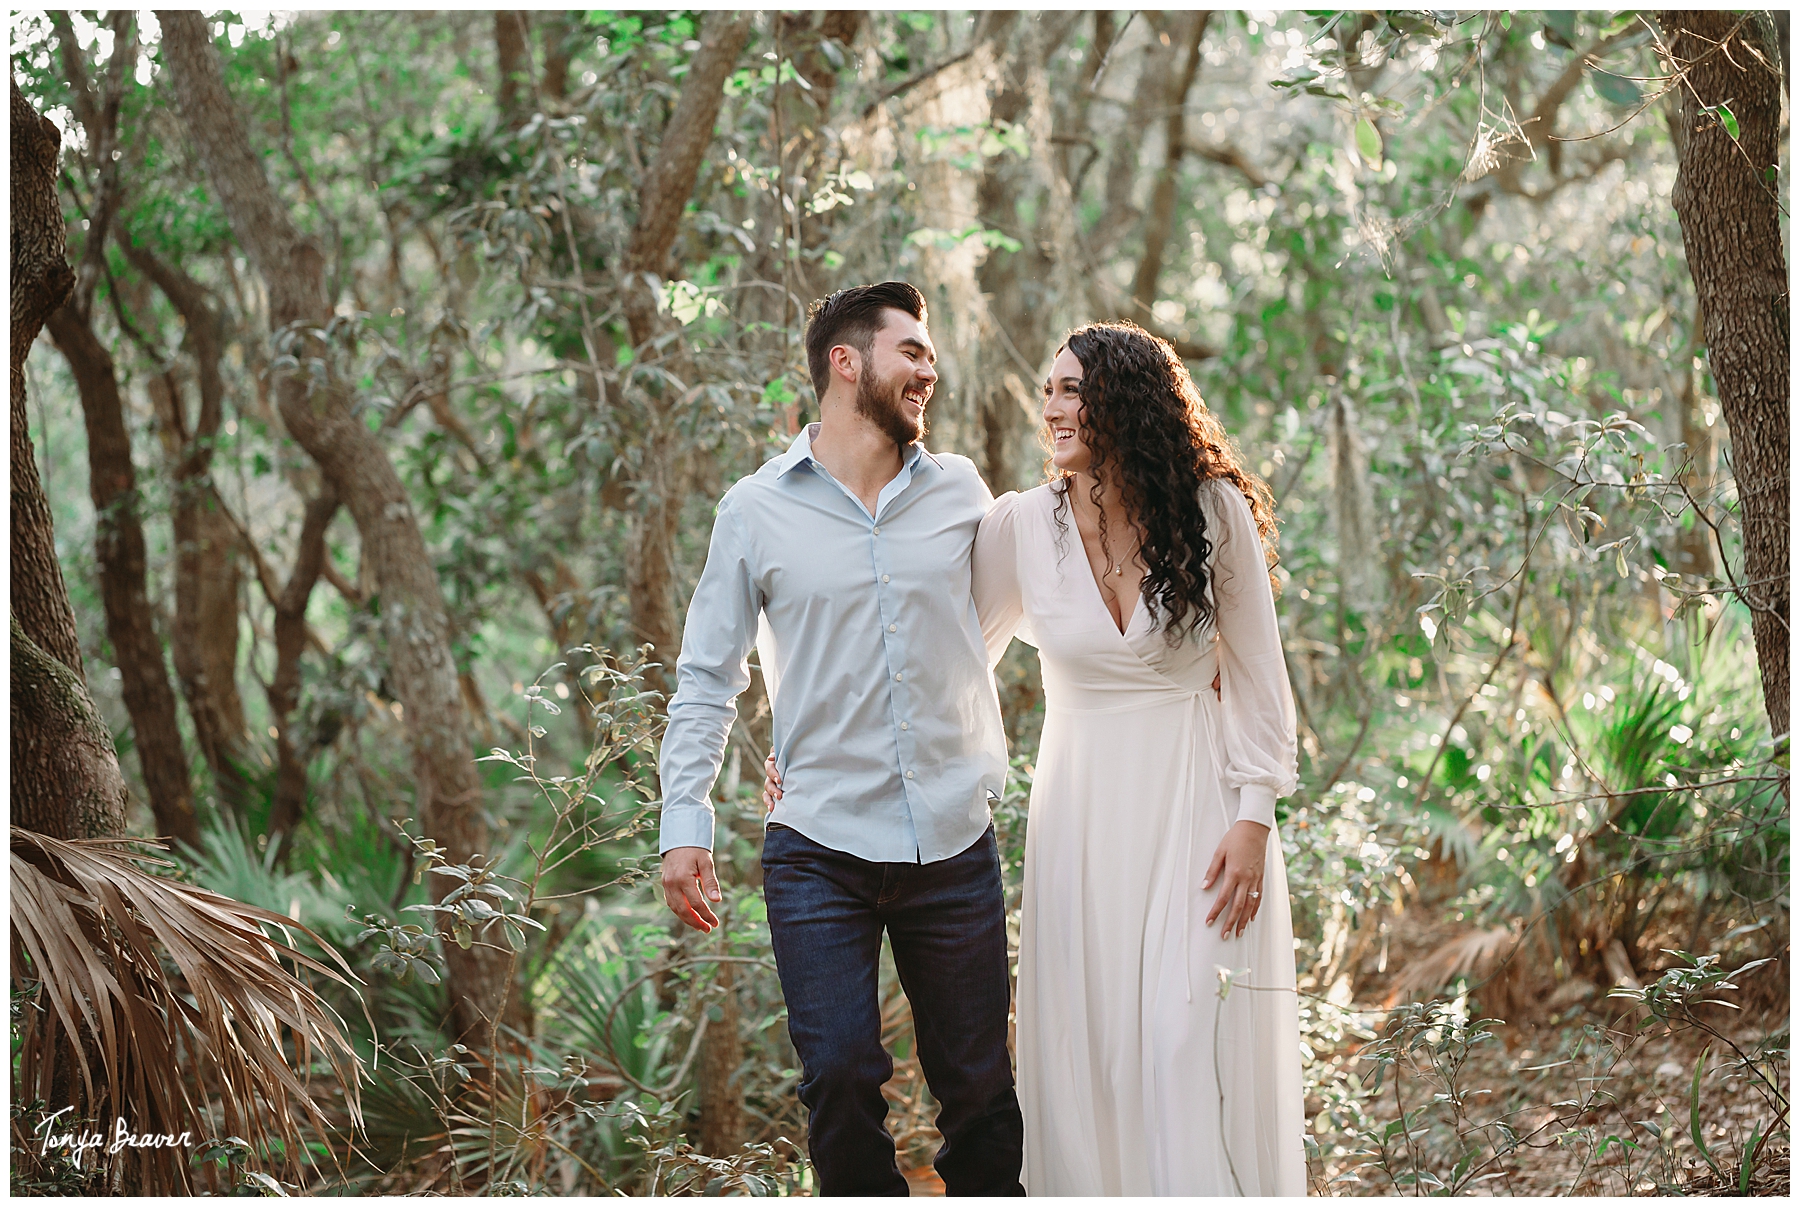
[
  {"x1": 973, "y1": 490, "x2": 1031, "y2": 665},
  {"x1": 1204, "y1": 480, "x2": 1298, "y2": 830}
]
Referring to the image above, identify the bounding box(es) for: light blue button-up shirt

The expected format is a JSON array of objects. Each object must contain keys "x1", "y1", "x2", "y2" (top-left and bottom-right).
[{"x1": 658, "y1": 424, "x2": 1007, "y2": 864}]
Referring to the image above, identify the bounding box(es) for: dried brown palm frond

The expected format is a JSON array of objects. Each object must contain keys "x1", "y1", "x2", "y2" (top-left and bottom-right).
[
  {"x1": 10, "y1": 829, "x2": 366, "y2": 1193},
  {"x1": 1385, "y1": 923, "x2": 1521, "y2": 1007}
]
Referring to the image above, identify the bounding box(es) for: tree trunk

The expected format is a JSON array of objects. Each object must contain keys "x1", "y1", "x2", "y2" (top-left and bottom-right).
[
  {"x1": 1673, "y1": 299, "x2": 1715, "y2": 579},
  {"x1": 148, "y1": 373, "x2": 252, "y2": 817},
  {"x1": 495, "y1": 11, "x2": 535, "y2": 127},
  {"x1": 157, "y1": 10, "x2": 507, "y2": 1043},
  {"x1": 123, "y1": 235, "x2": 253, "y2": 816},
  {"x1": 974, "y1": 14, "x2": 1073, "y2": 491},
  {"x1": 266, "y1": 487, "x2": 340, "y2": 846},
  {"x1": 11, "y1": 81, "x2": 85, "y2": 676},
  {"x1": 619, "y1": 12, "x2": 755, "y2": 696},
  {"x1": 45, "y1": 305, "x2": 199, "y2": 848},
  {"x1": 523, "y1": 555, "x2": 600, "y2": 746},
  {"x1": 11, "y1": 81, "x2": 128, "y2": 842},
  {"x1": 12, "y1": 616, "x2": 132, "y2": 840},
  {"x1": 1130, "y1": 11, "x2": 1211, "y2": 314},
  {"x1": 694, "y1": 960, "x2": 745, "y2": 1156},
  {"x1": 538, "y1": 12, "x2": 572, "y2": 102},
  {"x1": 1090, "y1": 22, "x2": 1181, "y2": 268},
  {"x1": 1657, "y1": 10, "x2": 1790, "y2": 740}
]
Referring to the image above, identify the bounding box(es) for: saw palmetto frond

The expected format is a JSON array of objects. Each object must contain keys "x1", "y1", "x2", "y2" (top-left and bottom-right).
[{"x1": 10, "y1": 829, "x2": 366, "y2": 1192}]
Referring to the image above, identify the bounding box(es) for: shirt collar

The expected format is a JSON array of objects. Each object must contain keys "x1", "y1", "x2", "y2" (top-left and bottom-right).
[{"x1": 774, "y1": 422, "x2": 943, "y2": 477}]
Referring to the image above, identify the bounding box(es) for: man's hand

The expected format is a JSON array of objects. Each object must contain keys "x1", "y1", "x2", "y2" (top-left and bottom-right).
[
  {"x1": 661, "y1": 846, "x2": 722, "y2": 932},
  {"x1": 1202, "y1": 820, "x2": 1270, "y2": 939}
]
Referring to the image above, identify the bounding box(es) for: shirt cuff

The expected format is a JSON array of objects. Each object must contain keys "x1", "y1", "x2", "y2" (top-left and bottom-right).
[
  {"x1": 1235, "y1": 783, "x2": 1278, "y2": 831},
  {"x1": 659, "y1": 803, "x2": 716, "y2": 854}
]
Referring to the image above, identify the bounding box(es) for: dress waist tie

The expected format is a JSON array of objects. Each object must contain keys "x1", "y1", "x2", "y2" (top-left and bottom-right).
[{"x1": 1182, "y1": 686, "x2": 1233, "y2": 1005}]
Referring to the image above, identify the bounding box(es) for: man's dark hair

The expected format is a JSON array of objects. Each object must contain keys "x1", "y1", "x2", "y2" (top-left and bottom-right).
[{"x1": 803, "y1": 281, "x2": 928, "y2": 401}]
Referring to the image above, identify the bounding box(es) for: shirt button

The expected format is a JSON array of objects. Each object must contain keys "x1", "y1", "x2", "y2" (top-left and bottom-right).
[
  {"x1": 900, "y1": 721, "x2": 910, "y2": 730},
  {"x1": 888, "y1": 624, "x2": 897, "y2": 633},
  {"x1": 905, "y1": 770, "x2": 915, "y2": 779},
  {"x1": 894, "y1": 672, "x2": 903, "y2": 682},
  {"x1": 873, "y1": 526, "x2": 881, "y2": 534},
  {"x1": 881, "y1": 574, "x2": 890, "y2": 583}
]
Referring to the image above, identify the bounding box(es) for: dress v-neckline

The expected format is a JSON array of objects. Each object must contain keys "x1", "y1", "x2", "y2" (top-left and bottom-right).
[
  {"x1": 1071, "y1": 531, "x2": 1147, "y2": 639},
  {"x1": 1042, "y1": 486, "x2": 1147, "y2": 639}
]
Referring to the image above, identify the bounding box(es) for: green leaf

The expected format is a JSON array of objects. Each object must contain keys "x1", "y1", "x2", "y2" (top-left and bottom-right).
[
  {"x1": 1740, "y1": 1124, "x2": 1761, "y2": 1194},
  {"x1": 1588, "y1": 67, "x2": 1641, "y2": 107},
  {"x1": 1450, "y1": 1148, "x2": 1476, "y2": 1187},
  {"x1": 1355, "y1": 117, "x2": 1383, "y2": 168},
  {"x1": 904, "y1": 224, "x2": 1021, "y2": 254},
  {"x1": 1543, "y1": 11, "x2": 1577, "y2": 48},
  {"x1": 1499, "y1": 13, "x2": 1511, "y2": 31},
  {"x1": 1718, "y1": 103, "x2": 1740, "y2": 140},
  {"x1": 761, "y1": 376, "x2": 797, "y2": 407},
  {"x1": 1689, "y1": 1044, "x2": 1725, "y2": 1181}
]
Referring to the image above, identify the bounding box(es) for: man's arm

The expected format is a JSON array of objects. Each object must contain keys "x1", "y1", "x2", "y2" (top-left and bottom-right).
[{"x1": 658, "y1": 500, "x2": 760, "y2": 931}]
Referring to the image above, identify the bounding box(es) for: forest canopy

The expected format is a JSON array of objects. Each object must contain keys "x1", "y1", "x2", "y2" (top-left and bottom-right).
[{"x1": 10, "y1": 9, "x2": 1788, "y2": 1195}]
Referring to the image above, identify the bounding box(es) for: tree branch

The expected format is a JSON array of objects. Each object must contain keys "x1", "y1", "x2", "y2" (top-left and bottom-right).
[
  {"x1": 1188, "y1": 140, "x2": 1272, "y2": 189},
  {"x1": 623, "y1": 11, "x2": 754, "y2": 345},
  {"x1": 859, "y1": 49, "x2": 976, "y2": 119}
]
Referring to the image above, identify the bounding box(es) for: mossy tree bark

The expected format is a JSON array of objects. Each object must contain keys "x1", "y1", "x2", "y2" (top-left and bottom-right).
[
  {"x1": 11, "y1": 80, "x2": 129, "y2": 842},
  {"x1": 1657, "y1": 10, "x2": 1790, "y2": 742},
  {"x1": 121, "y1": 235, "x2": 255, "y2": 820},
  {"x1": 157, "y1": 10, "x2": 508, "y2": 1043},
  {"x1": 45, "y1": 304, "x2": 199, "y2": 848}
]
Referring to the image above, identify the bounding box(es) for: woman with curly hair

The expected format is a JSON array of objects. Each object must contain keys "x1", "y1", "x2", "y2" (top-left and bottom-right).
[{"x1": 974, "y1": 319, "x2": 1303, "y2": 1195}]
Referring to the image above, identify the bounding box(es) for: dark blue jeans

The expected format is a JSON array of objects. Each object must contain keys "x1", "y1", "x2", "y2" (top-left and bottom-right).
[{"x1": 761, "y1": 823, "x2": 1024, "y2": 1196}]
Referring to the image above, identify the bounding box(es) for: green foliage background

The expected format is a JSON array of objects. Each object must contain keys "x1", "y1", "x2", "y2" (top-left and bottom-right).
[{"x1": 13, "y1": 9, "x2": 1786, "y2": 1195}]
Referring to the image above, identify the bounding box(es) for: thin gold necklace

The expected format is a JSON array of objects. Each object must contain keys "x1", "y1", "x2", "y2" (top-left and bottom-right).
[{"x1": 1078, "y1": 490, "x2": 1135, "y2": 578}]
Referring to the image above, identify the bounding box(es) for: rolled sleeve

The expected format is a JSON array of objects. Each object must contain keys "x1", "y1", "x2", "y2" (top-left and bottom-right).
[{"x1": 657, "y1": 501, "x2": 760, "y2": 854}]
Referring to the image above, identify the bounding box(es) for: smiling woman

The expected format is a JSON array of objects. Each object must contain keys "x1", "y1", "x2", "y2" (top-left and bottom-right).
[
  {"x1": 1044, "y1": 320, "x2": 1278, "y2": 645},
  {"x1": 976, "y1": 319, "x2": 1303, "y2": 1194}
]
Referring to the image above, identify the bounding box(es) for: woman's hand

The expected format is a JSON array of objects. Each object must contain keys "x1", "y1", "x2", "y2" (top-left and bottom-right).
[
  {"x1": 761, "y1": 752, "x2": 782, "y2": 814},
  {"x1": 1202, "y1": 820, "x2": 1270, "y2": 938}
]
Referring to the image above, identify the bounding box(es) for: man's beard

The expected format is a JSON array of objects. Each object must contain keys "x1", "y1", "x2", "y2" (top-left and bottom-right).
[{"x1": 855, "y1": 368, "x2": 926, "y2": 447}]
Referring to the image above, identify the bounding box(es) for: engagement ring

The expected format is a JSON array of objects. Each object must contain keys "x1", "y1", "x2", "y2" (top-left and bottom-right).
[{"x1": 1248, "y1": 891, "x2": 1261, "y2": 899}]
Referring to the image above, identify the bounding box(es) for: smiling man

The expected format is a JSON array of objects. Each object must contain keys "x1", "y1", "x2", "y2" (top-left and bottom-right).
[{"x1": 657, "y1": 282, "x2": 1023, "y2": 1194}]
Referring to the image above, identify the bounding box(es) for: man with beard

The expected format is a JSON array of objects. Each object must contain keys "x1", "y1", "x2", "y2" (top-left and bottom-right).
[{"x1": 658, "y1": 281, "x2": 1023, "y2": 1194}]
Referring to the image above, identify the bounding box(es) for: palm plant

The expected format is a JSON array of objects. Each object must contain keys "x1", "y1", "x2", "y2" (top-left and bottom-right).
[{"x1": 10, "y1": 830, "x2": 365, "y2": 1193}]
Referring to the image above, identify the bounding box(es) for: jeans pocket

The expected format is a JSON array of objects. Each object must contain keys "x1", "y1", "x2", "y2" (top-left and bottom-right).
[{"x1": 760, "y1": 821, "x2": 798, "y2": 870}]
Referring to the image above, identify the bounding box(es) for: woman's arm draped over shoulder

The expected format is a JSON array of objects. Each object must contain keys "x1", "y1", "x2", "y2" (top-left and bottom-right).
[
  {"x1": 972, "y1": 490, "x2": 1032, "y2": 665},
  {"x1": 1206, "y1": 480, "x2": 1299, "y2": 830}
]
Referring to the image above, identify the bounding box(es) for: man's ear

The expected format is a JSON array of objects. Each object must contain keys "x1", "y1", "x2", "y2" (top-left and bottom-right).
[{"x1": 828, "y1": 343, "x2": 861, "y2": 386}]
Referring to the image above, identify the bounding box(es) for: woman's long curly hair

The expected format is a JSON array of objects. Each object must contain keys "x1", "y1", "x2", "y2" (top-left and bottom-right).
[{"x1": 1048, "y1": 320, "x2": 1280, "y2": 644}]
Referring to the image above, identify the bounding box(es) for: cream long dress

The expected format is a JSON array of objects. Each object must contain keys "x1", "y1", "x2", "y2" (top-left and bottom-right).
[{"x1": 973, "y1": 479, "x2": 1306, "y2": 1197}]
